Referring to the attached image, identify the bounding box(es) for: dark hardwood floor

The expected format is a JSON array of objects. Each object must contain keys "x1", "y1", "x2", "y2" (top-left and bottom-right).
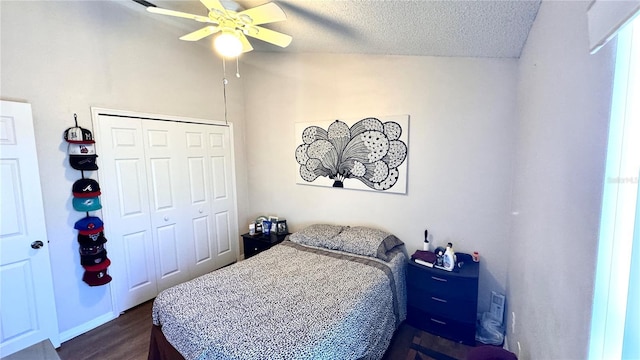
[
  {"x1": 56, "y1": 300, "x2": 472, "y2": 360},
  {"x1": 56, "y1": 300, "x2": 154, "y2": 360}
]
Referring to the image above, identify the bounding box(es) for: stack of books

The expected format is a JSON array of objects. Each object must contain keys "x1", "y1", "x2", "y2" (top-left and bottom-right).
[{"x1": 411, "y1": 250, "x2": 437, "y2": 268}]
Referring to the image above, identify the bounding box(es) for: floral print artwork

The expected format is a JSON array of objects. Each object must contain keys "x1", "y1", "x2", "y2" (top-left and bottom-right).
[{"x1": 295, "y1": 115, "x2": 409, "y2": 194}]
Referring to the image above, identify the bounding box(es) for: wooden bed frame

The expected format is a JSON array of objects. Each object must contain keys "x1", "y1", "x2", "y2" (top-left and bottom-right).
[{"x1": 148, "y1": 325, "x2": 184, "y2": 360}]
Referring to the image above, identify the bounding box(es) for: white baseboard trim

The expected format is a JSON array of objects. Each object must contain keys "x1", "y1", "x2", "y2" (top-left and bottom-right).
[{"x1": 58, "y1": 311, "x2": 118, "y2": 343}]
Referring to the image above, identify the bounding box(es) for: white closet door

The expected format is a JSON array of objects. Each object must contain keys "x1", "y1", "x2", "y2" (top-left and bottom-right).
[
  {"x1": 94, "y1": 116, "x2": 158, "y2": 312},
  {"x1": 93, "y1": 109, "x2": 239, "y2": 312},
  {"x1": 142, "y1": 121, "x2": 193, "y2": 291},
  {"x1": 184, "y1": 126, "x2": 217, "y2": 277},
  {"x1": 201, "y1": 124, "x2": 238, "y2": 268}
]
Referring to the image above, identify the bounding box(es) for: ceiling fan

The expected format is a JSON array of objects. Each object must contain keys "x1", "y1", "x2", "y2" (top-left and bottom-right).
[{"x1": 147, "y1": 0, "x2": 292, "y2": 57}]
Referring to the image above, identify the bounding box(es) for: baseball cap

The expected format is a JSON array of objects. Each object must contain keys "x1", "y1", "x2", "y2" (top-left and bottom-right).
[
  {"x1": 74, "y1": 216, "x2": 104, "y2": 235},
  {"x1": 64, "y1": 126, "x2": 95, "y2": 144},
  {"x1": 68, "y1": 143, "x2": 96, "y2": 156},
  {"x1": 82, "y1": 269, "x2": 112, "y2": 286},
  {"x1": 81, "y1": 250, "x2": 110, "y2": 270},
  {"x1": 72, "y1": 196, "x2": 102, "y2": 212},
  {"x1": 82, "y1": 257, "x2": 110, "y2": 272},
  {"x1": 72, "y1": 178, "x2": 101, "y2": 198},
  {"x1": 79, "y1": 243, "x2": 105, "y2": 256},
  {"x1": 69, "y1": 155, "x2": 99, "y2": 171},
  {"x1": 77, "y1": 231, "x2": 107, "y2": 246}
]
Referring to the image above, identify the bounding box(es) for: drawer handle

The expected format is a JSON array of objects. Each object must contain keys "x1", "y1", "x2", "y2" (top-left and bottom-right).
[
  {"x1": 431, "y1": 296, "x2": 447, "y2": 303},
  {"x1": 430, "y1": 318, "x2": 447, "y2": 325},
  {"x1": 431, "y1": 276, "x2": 448, "y2": 282}
]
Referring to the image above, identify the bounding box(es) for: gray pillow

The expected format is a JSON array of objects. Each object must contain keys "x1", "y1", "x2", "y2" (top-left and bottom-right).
[
  {"x1": 288, "y1": 224, "x2": 346, "y2": 249},
  {"x1": 329, "y1": 226, "x2": 404, "y2": 261}
]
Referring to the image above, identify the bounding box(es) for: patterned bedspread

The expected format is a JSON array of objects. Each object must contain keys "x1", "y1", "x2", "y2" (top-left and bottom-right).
[{"x1": 152, "y1": 240, "x2": 407, "y2": 360}]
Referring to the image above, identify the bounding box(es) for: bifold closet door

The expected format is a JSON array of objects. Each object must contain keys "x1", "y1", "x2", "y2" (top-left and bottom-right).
[
  {"x1": 185, "y1": 124, "x2": 237, "y2": 277},
  {"x1": 94, "y1": 117, "x2": 158, "y2": 312},
  {"x1": 141, "y1": 121, "x2": 194, "y2": 292},
  {"x1": 94, "y1": 113, "x2": 239, "y2": 313},
  {"x1": 200, "y1": 124, "x2": 237, "y2": 269}
]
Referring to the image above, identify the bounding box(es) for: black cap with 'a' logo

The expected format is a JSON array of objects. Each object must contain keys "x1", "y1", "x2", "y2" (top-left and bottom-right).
[{"x1": 72, "y1": 179, "x2": 101, "y2": 198}]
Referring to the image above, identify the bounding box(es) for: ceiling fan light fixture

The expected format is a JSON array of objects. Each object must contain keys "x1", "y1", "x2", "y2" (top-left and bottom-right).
[{"x1": 214, "y1": 31, "x2": 243, "y2": 58}]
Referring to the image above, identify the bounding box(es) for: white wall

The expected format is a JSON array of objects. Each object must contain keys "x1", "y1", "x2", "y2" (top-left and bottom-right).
[
  {"x1": 506, "y1": 1, "x2": 616, "y2": 358},
  {"x1": 241, "y1": 53, "x2": 518, "y2": 312},
  {"x1": 0, "y1": 1, "x2": 249, "y2": 339}
]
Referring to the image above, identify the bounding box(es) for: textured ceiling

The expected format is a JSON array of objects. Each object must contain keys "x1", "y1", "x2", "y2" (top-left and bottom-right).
[{"x1": 143, "y1": 0, "x2": 541, "y2": 58}]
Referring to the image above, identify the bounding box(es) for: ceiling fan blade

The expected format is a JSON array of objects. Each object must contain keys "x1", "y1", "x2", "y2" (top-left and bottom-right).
[
  {"x1": 245, "y1": 25, "x2": 292, "y2": 48},
  {"x1": 179, "y1": 26, "x2": 220, "y2": 41},
  {"x1": 200, "y1": 0, "x2": 228, "y2": 16},
  {"x1": 237, "y1": 2, "x2": 286, "y2": 26},
  {"x1": 238, "y1": 32, "x2": 254, "y2": 53},
  {"x1": 147, "y1": 7, "x2": 212, "y2": 23}
]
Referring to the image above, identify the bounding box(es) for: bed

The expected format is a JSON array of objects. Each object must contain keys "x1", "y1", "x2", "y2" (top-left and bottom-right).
[{"x1": 148, "y1": 224, "x2": 407, "y2": 360}]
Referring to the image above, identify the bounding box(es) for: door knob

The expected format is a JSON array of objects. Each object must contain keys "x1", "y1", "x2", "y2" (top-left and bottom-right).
[{"x1": 31, "y1": 240, "x2": 44, "y2": 249}]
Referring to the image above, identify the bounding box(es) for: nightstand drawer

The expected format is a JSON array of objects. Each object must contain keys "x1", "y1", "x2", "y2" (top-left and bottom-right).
[
  {"x1": 242, "y1": 233, "x2": 290, "y2": 259},
  {"x1": 407, "y1": 289, "x2": 476, "y2": 323},
  {"x1": 243, "y1": 238, "x2": 271, "y2": 258},
  {"x1": 407, "y1": 305, "x2": 476, "y2": 346},
  {"x1": 407, "y1": 263, "x2": 478, "y2": 300}
]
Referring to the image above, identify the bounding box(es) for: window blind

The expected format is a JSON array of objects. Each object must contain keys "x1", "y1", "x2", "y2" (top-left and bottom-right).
[{"x1": 588, "y1": 0, "x2": 640, "y2": 53}]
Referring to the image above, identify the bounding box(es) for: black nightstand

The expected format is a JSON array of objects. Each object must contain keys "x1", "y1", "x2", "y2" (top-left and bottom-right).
[
  {"x1": 406, "y1": 254, "x2": 479, "y2": 345},
  {"x1": 241, "y1": 232, "x2": 289, "y2": 259}
]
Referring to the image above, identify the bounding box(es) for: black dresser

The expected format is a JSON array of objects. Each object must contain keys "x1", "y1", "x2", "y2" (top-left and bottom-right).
[
  {"x1": 406, "y1": 254, "x2": 479, "y2": 345},
  {"x1": 241, "y1": 232, "x2": 289, "y2": 259}
]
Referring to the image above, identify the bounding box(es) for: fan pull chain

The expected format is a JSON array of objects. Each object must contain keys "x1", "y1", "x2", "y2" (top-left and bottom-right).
[
  {"x1": 236, "y1": 57, "x2": 240, "y2": 78},
  {"x1": 222, "y1": 58, "x2": 229, "y2": 125}
]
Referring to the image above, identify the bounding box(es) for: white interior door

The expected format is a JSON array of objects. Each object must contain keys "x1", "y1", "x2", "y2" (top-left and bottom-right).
[
  {"x1": 0, "y1": 101, "x2": 60, "y2": 356},
  {"x1": 94, "y1": 116, "x2": 158, "y2": 312}
]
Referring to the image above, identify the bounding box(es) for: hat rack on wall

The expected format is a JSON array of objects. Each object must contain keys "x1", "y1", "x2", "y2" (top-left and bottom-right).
[{"x1": 64, "y1": 114, "x2": 112, "y2": 287}]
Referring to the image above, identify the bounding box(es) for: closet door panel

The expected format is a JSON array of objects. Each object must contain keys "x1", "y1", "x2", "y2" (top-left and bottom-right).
[
  {"x1": 142, "y1": 123, "x2": 193, "y2": 292},
  {"x1": 214, "y1": 211, "x2": 231, "y2": 253},
  {"x1": 122, "y1": 231, "x2": 153, "y2": 290},
  {"x1": 94, "y1": 117, "x2": 157, "y2": 313},
  {"x1": 115, "y1": 160, "x2": 155, "y2": 294},
  {"x1": 185, "y1": 128, "x2": 217, "y2": 277},
  {"x1": 187, "y1": 157, "x2": 207, "y2": 204},
  {"x1": 192, "y1": 216, "x2": 212, "y2": 264},
  {"x1": 156, "y1": 224, "x2": 180, "y2": 278},
  {"x1": 205, "y1": 126, "x2": 238, "y2": 266},
  {"x1": 211, "y1": 156, "x2": 231, "y2": 256},
  {"x1": 149, "y1": 158, "x2": 173, "y2": 211},
  {"x1": 211, "y1": 156, "x2": 228, "y2": 200},
  {"x1": 115, "y1": 159, "x2": 145, "y2": 217}
]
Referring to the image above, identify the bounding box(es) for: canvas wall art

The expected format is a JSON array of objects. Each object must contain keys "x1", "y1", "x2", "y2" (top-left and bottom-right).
[{"x1": 295, "y1": 115, "x2": 409, "y2": 194}]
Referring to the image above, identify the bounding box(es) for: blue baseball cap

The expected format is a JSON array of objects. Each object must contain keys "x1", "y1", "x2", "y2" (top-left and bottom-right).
[{"x1": 74, "y1": 216, "x2": 104, "y2": 235}]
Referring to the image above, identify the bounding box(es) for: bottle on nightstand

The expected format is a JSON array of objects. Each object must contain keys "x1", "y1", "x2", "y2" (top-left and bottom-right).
[{"x1": 442, "y1": 242, "x2": 456, "y2": 271}]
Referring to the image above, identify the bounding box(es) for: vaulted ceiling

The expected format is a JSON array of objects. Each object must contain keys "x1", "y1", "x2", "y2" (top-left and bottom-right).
[{"x1": 137, "y1": 0, "x2": 541, "y2": 58}]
